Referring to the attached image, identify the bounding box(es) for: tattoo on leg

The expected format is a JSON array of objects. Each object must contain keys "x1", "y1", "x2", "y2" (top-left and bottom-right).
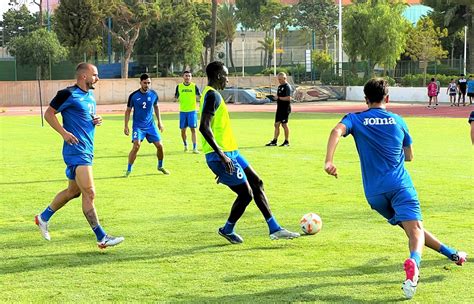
[{"x1": 84, "y1": 208, "x2": 99, "y2": 228}]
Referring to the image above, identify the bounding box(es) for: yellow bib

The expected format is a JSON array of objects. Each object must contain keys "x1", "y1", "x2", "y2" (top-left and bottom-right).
[
  {"x1": 200, "y1": 86, "x2": 238, "y2": 154},
  {"x1": 178, "y1": 82, "x2": 197, "y2": 112}
]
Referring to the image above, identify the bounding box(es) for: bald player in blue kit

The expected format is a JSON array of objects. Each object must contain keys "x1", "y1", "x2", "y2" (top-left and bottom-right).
[{"x1": 35, "y1": 63, "x2": 124, "y2": 249}]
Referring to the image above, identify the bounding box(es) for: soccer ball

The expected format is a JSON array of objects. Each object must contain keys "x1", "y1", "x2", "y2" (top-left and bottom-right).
[{"x1": 299, "y1": 213, "x2": 322, "y2": 235}]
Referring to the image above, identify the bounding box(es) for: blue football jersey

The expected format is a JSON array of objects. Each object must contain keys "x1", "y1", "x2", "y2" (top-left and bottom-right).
[
  {"x1": 127, "y1": 89, "x2": 158, "y2": 129},
  {"x1": 341, "y1": 108, "x2": 414, "y2": 197},
  {"x1": 50, "y1": 85, "x2": 96, "y2": 159},
  {"x1": 467, "y1": 80, "x2": 474, "y2": 93}
]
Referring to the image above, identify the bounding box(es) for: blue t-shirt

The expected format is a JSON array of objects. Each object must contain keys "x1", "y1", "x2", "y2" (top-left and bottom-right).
[
  {"x1": 50, "y1": 85, "x2": 96, "y2": 159},
  {"x1": 341, "y1": 108, "x2": 414, "y2": 197},
  {"x1": 467, "y1": 80, "x2": 474, "y2": 93},
  {"x1": 127, "y1": 89, "x2": 159, "y2": 129}
]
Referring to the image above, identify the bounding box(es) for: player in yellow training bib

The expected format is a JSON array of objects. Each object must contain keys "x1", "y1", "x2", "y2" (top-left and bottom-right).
[{"x1": 199, "y1": 61, "x2": 300, "y2": 244}]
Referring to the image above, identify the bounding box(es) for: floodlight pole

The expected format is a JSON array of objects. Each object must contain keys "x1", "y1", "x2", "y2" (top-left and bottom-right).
[
  {"x1": 463, "y1": 25, "x2": 467, "y2": 75},
  {"x1": 338, "y1": 0, "x2": 342, "y2": 76},
  {"x1": 241, "y1": 31, "x2": 245, "y2": 77},
  {"x1": 273, "y1": 26, "x2": 277, "y2": 77},
  {"x1": 46, "y1": 0, "x2": 50, "y2": 31}
]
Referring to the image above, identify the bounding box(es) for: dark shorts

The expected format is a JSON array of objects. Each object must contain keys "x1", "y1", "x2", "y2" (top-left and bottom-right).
[
  {"x1": 467, "y1": 92, "x2": 474, "y2": 97},
  {"x1": 365, "y1": 187, "x2": 422, "y2": 225},
  {"x1": 459, "y1": 89, "x2": 466, "y2": 95},
  {"x1": 275, "y1": 106, "x2": 291, "y2": 123}
]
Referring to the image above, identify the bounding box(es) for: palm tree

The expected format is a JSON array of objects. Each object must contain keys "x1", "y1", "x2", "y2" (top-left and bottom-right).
[
  {"x1": 424, "y1": 0, "x2": 473, "y2": 72},
  {"x1": 210, "y1": 0, "x2": 218, "y2": 62},
  {"x1": 256, "y1": 36, "x2": 277, "y2": 68},
  {"x1": 218, "y1": 2, "x2": 238, "y2": 72}
]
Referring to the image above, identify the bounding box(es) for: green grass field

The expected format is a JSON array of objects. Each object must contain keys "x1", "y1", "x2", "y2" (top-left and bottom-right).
[{"x1": 0, "y1": 111, "x2": 472, "y2": 303}]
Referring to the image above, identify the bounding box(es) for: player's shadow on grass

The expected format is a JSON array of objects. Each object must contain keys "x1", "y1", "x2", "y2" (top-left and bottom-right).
[
  {"x1": 223, "y1": 258, "x2": 449, "y2": 283},
  {"x1": 177, "y1": 278, "x2": 433, "y2": 303},
  {"x1": 0, "y1": 174, "x2": 161, "y2": 185},
  {"x1": 0, "y1": 242, "x2": 231, "y2": 275}
]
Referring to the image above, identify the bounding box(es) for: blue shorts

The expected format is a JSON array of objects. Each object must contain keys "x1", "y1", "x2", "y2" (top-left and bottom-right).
[
  {"x1": 63, "y1": 154, "x2": 93, "y2": 180},
  {"x1": 132, "y1": 125, "x2": 161, "y2": 143},
  {"x1": 366, "y1": 187, "x2": 422, "y2": 225},
  {"x1": 180, "y1": 111, "x2": 198, "y2": 129},
  {"x1": 206, "y1": 151, "x2": 250, "y2": 186}
]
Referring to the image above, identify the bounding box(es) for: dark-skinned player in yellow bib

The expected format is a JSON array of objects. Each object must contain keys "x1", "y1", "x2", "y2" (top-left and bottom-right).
[{"x1": 199, "y1": 61, "x2": 300, "y2": 244}]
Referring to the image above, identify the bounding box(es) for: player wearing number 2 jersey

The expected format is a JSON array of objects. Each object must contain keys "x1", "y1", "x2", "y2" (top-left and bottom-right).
[
  {"x1": 124, "y1": 73, "x2": 169, "y2": 176},
  {"x1": 199, "y1": 61, "x2": 300, "y2": 244}
]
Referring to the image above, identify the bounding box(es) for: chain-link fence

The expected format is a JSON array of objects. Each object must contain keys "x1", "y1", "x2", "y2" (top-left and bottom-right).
[{"x1": 0, "y1": 47, "x2": 468, "y2": 85}]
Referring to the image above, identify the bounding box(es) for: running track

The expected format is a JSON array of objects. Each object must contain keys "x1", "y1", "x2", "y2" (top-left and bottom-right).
[{"x1": 1, "y1": 101, "x2": 472, "y2": 118}]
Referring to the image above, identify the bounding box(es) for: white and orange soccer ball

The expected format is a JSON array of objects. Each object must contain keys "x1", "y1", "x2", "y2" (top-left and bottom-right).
[{"x1": 299, "y1": 213, "x2": 322, "y2": 235}]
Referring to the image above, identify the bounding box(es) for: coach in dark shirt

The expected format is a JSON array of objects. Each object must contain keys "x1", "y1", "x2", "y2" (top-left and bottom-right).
[{"x1": 266, "y1": 72, "x2": 292, "y2": 147}]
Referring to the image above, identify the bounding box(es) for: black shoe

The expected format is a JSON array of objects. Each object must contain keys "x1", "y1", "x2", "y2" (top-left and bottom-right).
[
  {"x1": 265, "y1": 140, "x2": 277, "y2": 146},
  {"x1": 218, "y1": 227, "x2": 243, "y2": 244},
  {"x1": 279, "y1": 141, "x2": 289, "y2": 147}
]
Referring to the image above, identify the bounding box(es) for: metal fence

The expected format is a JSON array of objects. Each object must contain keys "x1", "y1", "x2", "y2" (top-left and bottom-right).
[{"x1": 0, "y1": 49, "x2": 468, "y2": 85}]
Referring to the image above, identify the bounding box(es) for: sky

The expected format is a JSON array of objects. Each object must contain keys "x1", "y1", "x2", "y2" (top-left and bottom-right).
[{"x1": 0, "y1": 1, "x2": 39, "y2": 21}]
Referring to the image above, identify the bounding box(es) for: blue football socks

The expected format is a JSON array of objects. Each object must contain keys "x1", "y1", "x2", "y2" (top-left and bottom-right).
[
  {"x1": 222, "y1": 221, "x2": 235, "y2": 234},
  {"x1": 127, "y1": 163, "x2": 132, "y2": 172},
  {"x1": 440, "y1": 244, "x2": 457, "y2": 259},
  {"x1": 92, "y1": 225, "x2": 106, "y2": 241},
  {"x1": 410, "y1": 251, "x2": 422, "y2": 268},
  {"x1": 158, "y1": 160, "x2": 163, "y2": 168},
  {"x1": 266, "y1": 216, "x2": 281, "y2": 234},
  {"x1": 40, "y1": 206, "x2": 55, "y2": 222},
  {"x1": 193, "y1": 143, "x2": 197, "y2": 150}
]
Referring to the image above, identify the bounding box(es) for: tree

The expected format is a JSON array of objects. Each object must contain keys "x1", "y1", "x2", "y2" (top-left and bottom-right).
[
  {"x1": 343, "y1": 0, "x2": 410, "y2": 75},
  {"x1": 219, "y1": 2, "x2": 238, "y2": 72},
  {"x1": 210, "y1": 0, "x2": 218, "y2": 62},
  {"x1": 424, "y1": 0, "x2": 474, "y2": 72},
  {"x1": 312, "y1": 50, "x2": 333, "y2": 81},
  {"x1": 7, "y1": 28, "x2": 68, "y2": 79},
  {"x1": 54, "y1": 0, "x2": 103, "y2": 62},
  {"x1": 295, "y1": 0, "x2": 338, "y2": 52},
  {"x1": 135, "y1": 0, "x2": 204, "y2": 76},
  {"x1": 2, "y1": 5, "x2": 38, "y2": 46},
  {"x1": 256, "y1": 36, "x2": 277, "y2": 68},
  {"x1": 259, "y1": 0, "x2": 284, "y2": 33},
  {"x1": 405, "y1": 16, "x2": 448, "y2": 85},
  {"x1": 235, "y1": 0, "x2": 266, "y2": 30},
  {"x1": 99, "y1": 0, "x2": 160, "y2": 78},
  {"x1": 252, "y1": 0, "x2": 284, "y2": 69},
  {"x1": 195, "y1": 2, "x2": 225, "y2": 70}
]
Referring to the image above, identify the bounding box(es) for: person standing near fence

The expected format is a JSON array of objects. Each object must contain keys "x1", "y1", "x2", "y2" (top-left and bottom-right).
[
  {"x1": 427, "y1": 78, "x2": 437, "y2": 109},
  {"x1": 466, "y1": 75, "x2": 474, "y2": 106},
  {"x1": 447, "y1": 78, "x2": 457, "y2": 106},
  {"x1": 35, "y1": 63, "x2": 124, "y2": 249},
  {"x1": 174, "y1": 71, "x2": 201, "y2": 153},
  {"x1": 457, "y1": 74, "x2": 467, "y2": 106}
]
